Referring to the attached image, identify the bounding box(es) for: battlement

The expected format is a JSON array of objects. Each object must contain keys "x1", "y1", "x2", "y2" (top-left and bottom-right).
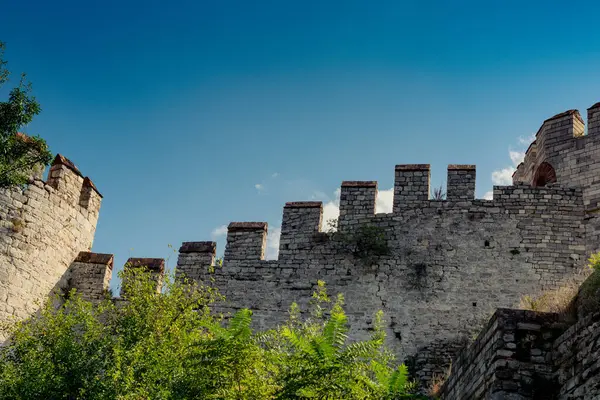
[
  {"x1": 120, "y1": 257, "x2": 166, "y2": 295},
  {"x1": 588, "y1": 102, "x2": 600, "y2": 135},
  {"x1": 0, "y1": 152, "x2": 102, "y2": 329},
  {"x1": 512, "y1": 102, "x2": 600, "y2": 210},
  {"x1": 339, "y1": 181, "x2": 377, "y2": 228},
  {"x1": 224, "y1": 222, "x2": 268, "y2": 261},
  {"x1": 177, "y1": 241, "x2": 216, "y2": 282},
  {"x1": 68, "y1": 251, "x2": 113, "y2": 302},
  {"x1": 188, "y1": 165, "x2": 587, "y2": 264},
  {"x1": 47, "y1": 154, "x2": 102, "y2": 212}
]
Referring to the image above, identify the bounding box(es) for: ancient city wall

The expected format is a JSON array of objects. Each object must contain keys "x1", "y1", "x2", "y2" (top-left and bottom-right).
[
  {"x1": 3, "y1": 102, "x2": 600, "y2": 393},
  {"x1": 175, "y1": 171, "x2": 589, "y2": 384},
  {"x1": 0, "y1": 155, "x2": 102, "y2": 327}
]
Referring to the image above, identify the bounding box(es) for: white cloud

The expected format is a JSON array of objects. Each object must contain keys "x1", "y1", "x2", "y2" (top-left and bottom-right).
[
  {"x1": 265, "y1": 226, "x2": 281, "y2": 260},
  {"x1": 518, "y1": 133, "x2": 536, "y2": 146},
  {"x1": 255, "y1": 183, "x2": 264, "y2": 191},
  {"x1": 509, "y1": 150, "x2": 525, "y2": 166},
  {"x1": 271, "y1": 172, "x2": 279, "y2": 178},
  {"x1": 211, "y1": 225, "x2": 228, "y2": 238},
  {"x1": 486, "y1": 134, "x2": 535, "y2": 193},
  {"x1": 375, "y1": 188, "x2": 394, "y2": 213},
  {"x1": 317, "y1": 187, "x2": 394, "y2": 232},
  {"x1": 483, "y1": 191, "x2": 494, "y2": 200},
  {"x1": 491, "y1": 167, "x2": 515, "y2": 185}
]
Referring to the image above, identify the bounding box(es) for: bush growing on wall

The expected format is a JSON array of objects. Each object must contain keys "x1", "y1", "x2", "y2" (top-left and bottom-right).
[{"x1": 0, "y1": 270, "x2": 423, "y2": 400}]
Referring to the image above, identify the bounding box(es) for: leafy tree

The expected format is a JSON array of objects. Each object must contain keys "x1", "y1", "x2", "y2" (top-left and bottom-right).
[
  {"x1": 273, "y1": 281, "x2": 420, "y2": 399},
  {"x1": 0, "y1": 269, "x2": 422, "y2": 399},
  {"x1": 0, "y1": 41, "x2": 52, "y2": 188}
]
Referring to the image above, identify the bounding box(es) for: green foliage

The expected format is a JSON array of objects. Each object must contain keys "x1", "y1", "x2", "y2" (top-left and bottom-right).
[
  {"x1": 330, "y1": 220, "x2": 390, "y2": 265},
  {"x1": 588, "y1": 252, "x2": 600, "y2": 271},
  {"x1": 272, "y1": 281, "x2": 420, "y2": 399},
  {"x1": 0, "y1": 272, "x2": 421, "y2": 399},
  {"x1": 0, "y1": 41, "x2": 52, "y2": 188}
]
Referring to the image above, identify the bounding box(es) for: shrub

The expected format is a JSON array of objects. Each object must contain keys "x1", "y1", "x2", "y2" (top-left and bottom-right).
[
  {"x1": 0, "y1": 271, "x2": 422, "y2": 399},
  {"x1": 329, "y1": 221, "x2": 390, "y2": 266}
]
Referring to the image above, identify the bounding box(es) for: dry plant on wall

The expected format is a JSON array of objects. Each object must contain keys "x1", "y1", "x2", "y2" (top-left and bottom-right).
[
  {"x1": 431, "y1": 183, "x2": 446, "y2": 200},
  {"x1": 427, "y1": 365, "x2": 452, "y2": 399},
  {"x1": 519, "y1": 252, "x2": 600, "y2": 319}
]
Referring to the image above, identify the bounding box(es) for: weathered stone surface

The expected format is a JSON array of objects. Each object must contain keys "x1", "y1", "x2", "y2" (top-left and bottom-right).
[
  {"x1": 0, "y1": 156, "x2": 101, "y2": 336},
  {"x1": 441, "y1": 309, "x2": 566, "y2": 400}
]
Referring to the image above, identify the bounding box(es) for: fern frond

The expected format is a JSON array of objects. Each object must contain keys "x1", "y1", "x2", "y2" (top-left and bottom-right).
[
  {"x1": 388, "y1": 364, "x2": 409, "y2": 394},
  {"x1": 227, "y1": 308, "x2": 253, "y2": 340},
  {"x1": 322, "y1": 306, "x2": 348, "y2": 351},
  {"x1": 281, "y1": 326, "x2": 313, "y2": 356}
]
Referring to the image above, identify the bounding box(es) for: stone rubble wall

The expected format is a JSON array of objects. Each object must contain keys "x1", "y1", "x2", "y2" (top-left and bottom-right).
[
  {"x1": 0, "y1": 155, "x2": 101, "y2": 332},
  {"x1": 176, "y1": 178, "x2": 588, "y2": 386},
  {"x1": 441, "y1": 309, "x2": 566, "y2": 400},
  {"x1": 553, "y1": 311, "x2": 600, "y2": 399}
]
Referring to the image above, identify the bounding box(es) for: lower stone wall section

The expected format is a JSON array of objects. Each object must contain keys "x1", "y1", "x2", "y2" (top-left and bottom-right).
[
  {"x1": 553, "y1": 311, "x2": 600, "y2": 399},
  {"x1": 441, "y1": 309, "x2": 566, "y2": 400}
]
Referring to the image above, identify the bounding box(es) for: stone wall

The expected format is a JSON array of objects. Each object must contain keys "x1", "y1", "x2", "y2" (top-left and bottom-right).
[
  {"x1": 441, "y1": 308, "x2": 566, "y2": 400},
  {"x1": 553, "y1": 311, "x2": 600, "y2": 399},
  {"x1": 0, "y1": 154, "x2": 102, "y2": 332},
  {"x1": 68, "y1": 251, "x2": 113, "y2": 302},
  {"x1": 514, "y1": 103, "x2": 600, "y2": 211},
  {"x1": 176, "y1": 175, "x2": 589, "y2": 386}
]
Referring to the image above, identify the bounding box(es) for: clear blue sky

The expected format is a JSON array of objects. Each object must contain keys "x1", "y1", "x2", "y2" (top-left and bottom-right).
[{"x1": 2, "y1": 0, "x2": 600, "y2": 291}]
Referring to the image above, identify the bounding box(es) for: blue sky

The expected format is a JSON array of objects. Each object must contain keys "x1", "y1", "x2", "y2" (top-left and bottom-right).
[{"x1": 2, "y1": 0, "x2": 600, "y2": 291}]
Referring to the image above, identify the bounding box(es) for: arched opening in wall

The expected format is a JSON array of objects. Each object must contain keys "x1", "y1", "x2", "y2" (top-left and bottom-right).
[{"x1": 532, "y1": 162, "x2": 557, "y2": 187}]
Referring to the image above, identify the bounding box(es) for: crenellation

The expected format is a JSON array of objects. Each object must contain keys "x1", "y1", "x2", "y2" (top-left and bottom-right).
[
  {"x1": 121, "y1": 257, "x2": 165, "y2": 295},
  {"x1": 393, "y1": 164, "x2": 430, "y2": 212},
  {"x1": 225, "y1": 222, "x2": 268, "y2": 260},
  {"x1": 588, "y1": 102, "x2": 600, "y2": 136},
  {"x1": 176, "y1": 241, "x2": 216, "y2": 283},
  {"x1": 338, "y1": 181, "x2": 377, "y2": 229},
  {"x1": 446, "y1": 165, "x2": 475, "y2": 202},
  {"x1": 79, "y1": 177, "x2": 102, "y2": 212},
  {"x1": 0, "y1": 152, "x2": 102, "y2": 334},
  {"x1": 279, "y1": 202, "x2": 323, "y2": 259},
  {"x1": 68, "y1": 251, "x2": 113, "y2": 302}
]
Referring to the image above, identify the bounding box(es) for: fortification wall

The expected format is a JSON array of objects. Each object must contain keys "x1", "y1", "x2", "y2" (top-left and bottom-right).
[
  {"x1": 553, "y1": 311, "x2": 600, "y2": 399},
  {"x1": 175, "y1": 164, "x2": 589, "y2": 384},
  {"x1": 442, "y1": 270, "x2": 600, "y2": 400},
  {"x1": 441, "y1": 309, "x2": 565, "y2": 400},
  {"x1": 0, "y1": 155, "x2": 102, "y2": 328},
  {"x1": 514, "y1": 103, "x2": 600, "y2": 212}
]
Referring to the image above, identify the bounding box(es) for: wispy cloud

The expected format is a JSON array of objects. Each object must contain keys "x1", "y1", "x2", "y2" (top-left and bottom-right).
[
  {"x1": 491, "y1": 167, "x2": 515, "y2": 185},
  {"x1": 485, "y1": 133, "x2": 535, "y2": 197},
  {"x1": 265, "y1": 226, "x2": 281, "y2": 260},
  {"x1": 254, "y1": 172, "x2": 281, "y2": 193},
  {"x1": 211, "y1": 224, "x2": 228, "y2": 238}
]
